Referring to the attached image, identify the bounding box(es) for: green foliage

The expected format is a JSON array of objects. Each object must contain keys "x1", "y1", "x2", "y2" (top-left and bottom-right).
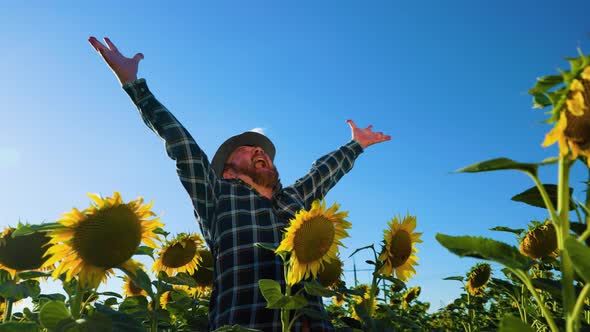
[
  {"x1": 436, "y1": 234, "x2": 534, "y2": 270},
  {"x1": 258, "y1": 279, "x2": 307, "y2": 310}
]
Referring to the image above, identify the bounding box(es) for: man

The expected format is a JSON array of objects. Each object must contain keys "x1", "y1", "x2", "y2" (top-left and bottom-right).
[{"x1": 88, "y1": 36, "x2": 390, "y2": 332}]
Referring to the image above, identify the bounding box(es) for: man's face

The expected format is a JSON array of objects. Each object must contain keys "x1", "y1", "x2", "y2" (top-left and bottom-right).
[{"x1": 224, "y1": 145, "x2": 279, "y2": 188}]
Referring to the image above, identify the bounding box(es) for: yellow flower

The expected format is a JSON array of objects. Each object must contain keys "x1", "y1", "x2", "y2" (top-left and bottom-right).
[
  {"x1": 466, "y1": 263, "x2": 491, "y2": 296},
  {"x1": 160, "y1": 285, "x2": 194, "y2": 309},
  {"x1": 44, "y1": 192, "x2": 163, "y2": 288},
  {"x1": 378, "y1": 214, "x2": 422, "y2": 282},
  {"x1": 276, "y1": 200, "x2": 351, "y2": 285},
  {"x1": 519, "y1": 221, "x2": 558, "y2": 260},
  {"x1": 543, "y1": 75, "x2": 590, "y2": 165},
  {"x1": 122, "y1": 275, "x2": 148, "y2": 297},
  {"x1": 318, "y1": 256, "x2": 343, "y2": 288},
  {"x1": 189, "y1": 248, "x2": 214, "y2": 293},
  {"x1": 350, "y1": 284, "x2": 377, "y2": 320},
  {"x1": 402, "y1": 286, "x2": 421, "y2": 309},
  {"x1": 0, "y1": 227, "x2": 52, "y2": 277},
  {"x1": 153, "y1": 233, "x2": 204, "y2": 276}
]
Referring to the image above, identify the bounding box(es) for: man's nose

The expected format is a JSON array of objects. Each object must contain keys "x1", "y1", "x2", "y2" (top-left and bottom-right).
[{"x1": 252, "y1": 146, "x2": 265, "y2": 156}]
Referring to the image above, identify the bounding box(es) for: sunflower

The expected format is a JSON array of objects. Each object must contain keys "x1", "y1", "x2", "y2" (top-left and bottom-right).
[
  {"x1": 44, "y1": 192, "x2": 163, "y2": 288},
  {"x1": 0, "y1": 226, "x2": 52, "y2": 277},
  {"x1": 122, "y1": 275, "x2": 148, "y2": 297},
  {"x1": 160, "y1": 285, "x2": 194, "y2": 309},
  {"x1": 153, "y1": 233, "x2": 204, "y2": 276},
  {"x1": 350, "y1": 284, "x2": 377, "y2": 320},
  {"x1": 519, "y1": 221, "x2": 558, "y2": 260},
  {"x1": 189, "y1": 248, "x2": 213, "y2": 294},
  {"x1": 378, "y1": 214, "x2": 422, "y2": 282},
  {"x1": 402, "y1": 286, "x2": 421, "y2": 309},
  {"x1": 533, "y1": 52, "x2": 590, "y2": 164},
  {"x1": 466, "y1": 263, "x2": 491, "y2": 296},
  {"x1": 318, "y1": 256, "x2": 343, "y2": 288},
  {"x1": 276, "y1": 200, "x2": 351, "y2": 286}
]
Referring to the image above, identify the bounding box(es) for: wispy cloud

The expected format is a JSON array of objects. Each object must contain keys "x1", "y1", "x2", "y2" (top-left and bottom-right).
[{"x1": 0, "y1": 147, "x2": 21, "y2": 168}]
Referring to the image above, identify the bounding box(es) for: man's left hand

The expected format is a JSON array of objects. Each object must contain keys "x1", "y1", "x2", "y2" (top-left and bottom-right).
[{"x1": 347, "y1": 119, "x2": 391, "y2": 148}]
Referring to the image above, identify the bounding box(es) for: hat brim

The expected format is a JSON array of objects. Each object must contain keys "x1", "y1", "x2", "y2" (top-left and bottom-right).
[{"x1": 211, "y1": 131, "x2": 276, "y2": 176}]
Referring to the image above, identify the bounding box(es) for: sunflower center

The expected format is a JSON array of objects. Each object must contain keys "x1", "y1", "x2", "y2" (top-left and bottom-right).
[
  {"x1": 469, "y1": 266, "x2": 491, "y2": 288},
  {"x1": 73, "y1": 205, "x2": 142, "y2": 268},
  {"x1": 293, "y1": 216, "x2": 335, "y2": 264},
  {"x1": 0, "y1": 232, "x2": 50, "y2": 271},
  {"x1": 388, "y1": 230, "x2": 412, "y2": 268},
  {"x1": 162, "y1": 240, "x2": 197, "y2": 268}
]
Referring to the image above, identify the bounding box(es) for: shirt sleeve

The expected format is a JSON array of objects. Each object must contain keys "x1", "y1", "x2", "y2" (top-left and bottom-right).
[
  {"x1": 284, "y1": 140, "x2": 364, "y2": 209},
  {"x1": 122, "y1": 78, "x2": 218, "y2": 243}
]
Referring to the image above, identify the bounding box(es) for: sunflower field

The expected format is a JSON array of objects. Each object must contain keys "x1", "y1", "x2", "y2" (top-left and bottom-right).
[{"x1": 5, "y1": 51, "x2": 590, "y2": 332}]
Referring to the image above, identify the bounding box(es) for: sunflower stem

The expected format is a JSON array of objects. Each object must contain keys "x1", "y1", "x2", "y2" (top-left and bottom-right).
[
  {"x1": 557, "y1": 158, "x2": 576, "y2": 330},
  {"x1": 511, "y1": 268, "x2": 559, "y2": 332},
  {"x1": 282, "y1": 258, "x2": 291, "y2": 332},
  {"x1": 3, "y1": 299, "x2": 12, "y2": 322},
  {"x1": 70, "y1": 282, "x2": 84, "y2": 319},
  {"x1": 569, "y1": 283, "x2": 590, "y2": 331}
]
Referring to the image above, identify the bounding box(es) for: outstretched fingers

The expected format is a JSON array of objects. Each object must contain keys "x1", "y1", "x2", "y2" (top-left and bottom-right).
[
  {"x1": 104, "y1": 37, "x2": 119, "y2": 52},
  {"x1": 88, "y1": 36, "x2": 108, "y2": 53}
]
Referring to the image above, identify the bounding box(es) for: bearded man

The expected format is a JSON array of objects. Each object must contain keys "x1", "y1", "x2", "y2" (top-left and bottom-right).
[{"x1": 89, "y1": 36, "x2": 390, "y2": 332}]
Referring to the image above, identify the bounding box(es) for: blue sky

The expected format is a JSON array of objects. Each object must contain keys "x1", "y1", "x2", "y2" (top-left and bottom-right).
[{"x1": 2, "y1": 0, "x2": 590, "y2": 311}]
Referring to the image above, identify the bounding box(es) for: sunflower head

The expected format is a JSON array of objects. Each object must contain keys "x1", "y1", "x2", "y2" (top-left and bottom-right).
[
  {"x1": 519, "y1": 221, "x2": 558, "y2": 260},
  {"x1": 350, "y1": 284, "x2": 377, "y2": 320},
  {"x1": 532, "y1": 51, "x2": 590, "y2": 164},
  {"x1": 318, "y1": 257, "x2": 343, "y2": 288},
  {"x1": 0, "y1": 226, "x2": 52, "y2": 277},
  {"x1": 153, "y1": 233, "x2": 204, "y2": 276},
  {"x1": 122, "y1": 275, "x2": 148, "y2": 297},
  {"x1": 275, "y1": 200, "x2": 351, "y2": 285},
  {"x1": 378, "y1": 214, "x2": 422, "y2": 282},
  {"x1": 44, "y1": 192, "x2": 164, "y2": 288},
  {"x1": 190, "y1": 248, "x2": 213, "y2": 290},
  {"x1": 466, "y1": 263, "x2": 491, "y2": 297},
  {"x1": 402, "y1": 286, "x2": 421, "y2": 309},
  {"x1": 160, "y1": 285, "x2": 194, "y2": 309}
]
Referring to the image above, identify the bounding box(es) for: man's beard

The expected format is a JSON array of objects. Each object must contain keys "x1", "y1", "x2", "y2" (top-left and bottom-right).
[{"x1": 234, "y1": 163, "x2": 279, "y2": 188}]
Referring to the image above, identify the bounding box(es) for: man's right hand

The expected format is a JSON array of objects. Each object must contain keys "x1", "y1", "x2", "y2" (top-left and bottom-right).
[{"x1": 88, "y1": 36, "x2": 144, "y2": 85}]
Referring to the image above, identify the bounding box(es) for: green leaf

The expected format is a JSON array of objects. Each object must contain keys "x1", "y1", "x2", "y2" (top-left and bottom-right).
[
  {"x1": 454, "y1": 158, "x2": 537, "y2": 175},
  {"x1": 96, "y1": 291, "x2": 122, "y2": 299},
  {"x1": 39, "y1": 300, "x2": 72, "y2": 330},
  {"x1": 528, "y1": 75, "x2": 563, "y2": 95},
  {"x1": 134, "y1": 246, "x2": 154, "y2": 257},
  {"x1": 258, "y1": 279, "x2": 307, "y2": 310},
  {"x1": 0, "y1": 280, "x2": 32, "y2": 301},
  {"x1": 436, "y1": 234, "x2": 533, "y2": 270},
  {"x1": 565, "y1": 237, "x2": 590, "y2": 283},
  {"x1": 119, "y1": 267, "x2": 153, "y2": 298},
  {"x1": 511, "y1": 184, "x2": 574, "y2": 210},
  {"x1": 16, "y1": 271, "x2": 51, "y2": 280},
  {"x1": 0, "y1": 322, "x2": 40, "y2": 332},
  {"x1": 303, "y1": 280, "x2": 337, "y2": 297},
  {"x1": 158, "y1": 272, "x2": 197, "y2": 287},
  {"x1": 10, "y1": 223, "x2": 62, "y2": 237},
  {"x1": 118, "y1": 296, "x2": 149, "y2": 315},
  {"x1": 443, "y1": 276, "x2": 464, "y2": 282},
  {"x1": 211, "y1": 325, "x2": 263, "y2": 332},
  {"x1": 103, "y1": 297, "x2": 119, "y2": 307},
  {"x1": 20, "y1": 280, "x2": 41, "y2": 299},
  {"x1": 153, "y1": 228, "x2": 169, "y2": 237},
  {"x1": 532, "y1": 94, "x2": 552, "y2": 109},
  {"x1": 298, "y1": 307, "x2": 330, "y2": 320},
  {"x1": 531, "y1": 278, "x2": 562, "y2": 299},
  {"x1": 348, "y1": 244, "x2": 374, "y2": 258},
  {"x1": 499, "y1": 315, "x2": 534, "y2": 332},
  {"x1": 92, "y1": 304, "x2": 147, "y2": 332},
  {"x1": 38, "y1": 293, "x2": 67, "y2": 302},
  {"x1": 489, "y1": 226, "x2": 525, "y2": 235}
]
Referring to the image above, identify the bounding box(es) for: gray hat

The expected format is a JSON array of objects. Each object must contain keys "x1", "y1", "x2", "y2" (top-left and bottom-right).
[{"x1": 211, "y1": 131, "x2": 276, "y2": 176}]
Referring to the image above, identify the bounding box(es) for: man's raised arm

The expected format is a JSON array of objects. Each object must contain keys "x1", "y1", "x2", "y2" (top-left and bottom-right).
[
  {"x1": 285, "y1": 119, "x2": 391, "y2": 209},
  {"x1": 88, "y1": 36, "x2": 218, "y2": 244}
]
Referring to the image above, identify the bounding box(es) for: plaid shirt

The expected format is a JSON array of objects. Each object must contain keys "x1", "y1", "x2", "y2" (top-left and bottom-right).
[{"x1": 123, "y1": 79, "x2": 364, "y2": 331}]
